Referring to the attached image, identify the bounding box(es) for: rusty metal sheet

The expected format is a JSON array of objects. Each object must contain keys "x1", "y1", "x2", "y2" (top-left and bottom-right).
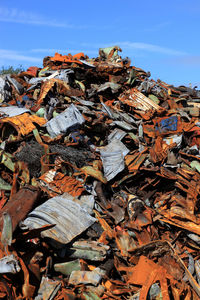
[
  {"x1": 39, "y1": 170, "x2": 85, "y2": 197},
  {"x1": 119, "y1": 88, "x2": 162, "y2": 112},
  {"x1": 0, "y1": 185, "x2": 40, "y2": 233},
  {"x1": 0, "y1": 112, "x2": 46, "y2": 137}
]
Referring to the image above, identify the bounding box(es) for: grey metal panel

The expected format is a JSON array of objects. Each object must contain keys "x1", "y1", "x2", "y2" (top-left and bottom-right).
[
  {"x1": 0, "y1": 255, "x2": 20, "y2": 274},
  {"x1": 22, "y1": 194, "x2": 96, "y2": 247},
  {"x1": 108, "y1": 128, "x2": 127, "y2": 143},
  {"x1": 100, "y1": 140, "x2": 129, "y2": 181},
  {"x1": 46, "y1": 104, "x2": 85, "y2": 137},
  {"x1": 0, "y1": 106, "x2": 30, "y2": 118}
]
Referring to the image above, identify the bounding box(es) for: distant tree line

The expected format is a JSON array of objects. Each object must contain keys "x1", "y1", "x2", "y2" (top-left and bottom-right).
[{"x1": 0, "y1": 65, "x2": 24, "y2": 75}]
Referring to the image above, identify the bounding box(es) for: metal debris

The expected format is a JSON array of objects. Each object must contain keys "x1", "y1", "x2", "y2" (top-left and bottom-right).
[
  {"x1": 0, "y1": 46, "x2": 200, "y2": 299},
  {"x1": 21, "y1": 194, "x2": 96, "y2": 247}
]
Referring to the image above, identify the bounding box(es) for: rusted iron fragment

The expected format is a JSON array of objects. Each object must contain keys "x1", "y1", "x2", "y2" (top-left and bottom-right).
[
  {"x1": 119, "y1": 88, "x2": 162, "y2": 112},
  {"x1": 39, "y1": 170, "x2": 85, "y2": 197},
  {"x1": 0, "y1": 185, "x2": 40, "y2": 233},
  {"x1": 0, "y1": 113, "x2": 46, "y2": 140}
]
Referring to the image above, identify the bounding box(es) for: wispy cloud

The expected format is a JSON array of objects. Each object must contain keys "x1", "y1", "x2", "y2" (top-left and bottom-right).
[
  {"x1": 0, "y1": 48, "x2": 98, "y2": 66},
  {"x1": 77, "y1": 41, "x2": 186, "y2": 56},
  {"x1": 116, "y1": 42, "x2": 186, "y2": 56},
  {"x1": 0, "y1": 7, "x2": 84, "y2": 28},
  {"x1": 30, "y1": 48, "x2": 97, "y2": 55},
  {"x1": 165, "y1": 55, "x2": 200, "y2": 66},
  {"x1": 0, "y1": 49, "x2": 41, "y2": 63},
  {"x1": 0, "y1": 42, "x2": 188, "y2": 68},
  {"x1": 31, "y1": 49, "x2": 68, "y2": 53}
]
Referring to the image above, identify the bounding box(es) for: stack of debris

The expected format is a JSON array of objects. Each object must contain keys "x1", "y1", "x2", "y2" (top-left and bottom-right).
[{"x1": 0, "y1": 46, "x2": 200, "y2": 299}]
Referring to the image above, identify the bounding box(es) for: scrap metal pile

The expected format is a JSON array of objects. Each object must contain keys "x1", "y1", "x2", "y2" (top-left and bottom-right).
[{"x1": 1, "y1": 46, "x2": 200, "y2": 299}]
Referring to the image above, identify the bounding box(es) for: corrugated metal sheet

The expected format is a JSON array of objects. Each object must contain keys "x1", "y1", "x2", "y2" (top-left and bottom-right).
[
  {"x1": 119, "y1": 88, "x2": 161, "y2": 111},
  {"x1": 21, "y1": 194, "x2": 96, "y2": 248}
]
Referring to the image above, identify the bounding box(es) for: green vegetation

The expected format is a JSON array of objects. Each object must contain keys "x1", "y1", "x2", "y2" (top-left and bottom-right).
[{"x1": 0, "y1": 65, "x2": 24, "y2": 75}]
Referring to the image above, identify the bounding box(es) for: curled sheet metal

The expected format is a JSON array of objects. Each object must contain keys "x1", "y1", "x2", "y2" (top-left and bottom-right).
[
  {"x1": 97, "y1": 82, "x2": 121, "y2": 94},
  {"x1": 39, "y1": 171, "x2": 85, "y2": 197},
  {"x1": 46, "y1": 104, "x2": 85, "y2": 137},
  {"x1": 29, "y1": 69, "x2": 73, "y2": 85},
  {"x1": 0, "y1": 185, "x2": 40, "y2": 233},
  {"x1": 183, "y1": 251, "x2": 195, "y2": 282},
  {"x1": 21, "y1": 194, "x2": 96, "y2": 247},
  {"x1": 0, "y1": 113, "x2": 46, "y2": 137},
  {"x1": 100, "y1": 139, "x2": 129, "y2": 181}
]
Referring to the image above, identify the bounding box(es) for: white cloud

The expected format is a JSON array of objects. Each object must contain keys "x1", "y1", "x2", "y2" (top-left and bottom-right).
[
  {"x1": 0, "y1": 48, "x2": 99, "y2": 67},
  {"x1": 0, "y1": 49, "x2": 41, "y2": 63},
  {"x1": 30, "y1": 48, "x2": 97, "y2": 55},
  {"x1": 31, "y1": 49, "x2": 67, "y2": 53},
  {"x1": 165, "y1": 55, "x2": 200, "y2": 66},
  {"x1": 0, "y1": 7, "x2": 83, "y2": 28},
  {"x1": 115, "y1": 42, "x2": 187, "y2": 56},
  {"x1": 78, "y1": 41, "x2": 186, "y2": 56},
  {"x1": 0, "y1": 42, "x2": 187, "y2": 68}
]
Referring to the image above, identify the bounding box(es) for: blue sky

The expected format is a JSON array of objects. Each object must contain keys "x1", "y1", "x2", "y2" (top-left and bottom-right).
[{"x1": 1, "y1": 0, "x2": 200, "y2": 87}]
